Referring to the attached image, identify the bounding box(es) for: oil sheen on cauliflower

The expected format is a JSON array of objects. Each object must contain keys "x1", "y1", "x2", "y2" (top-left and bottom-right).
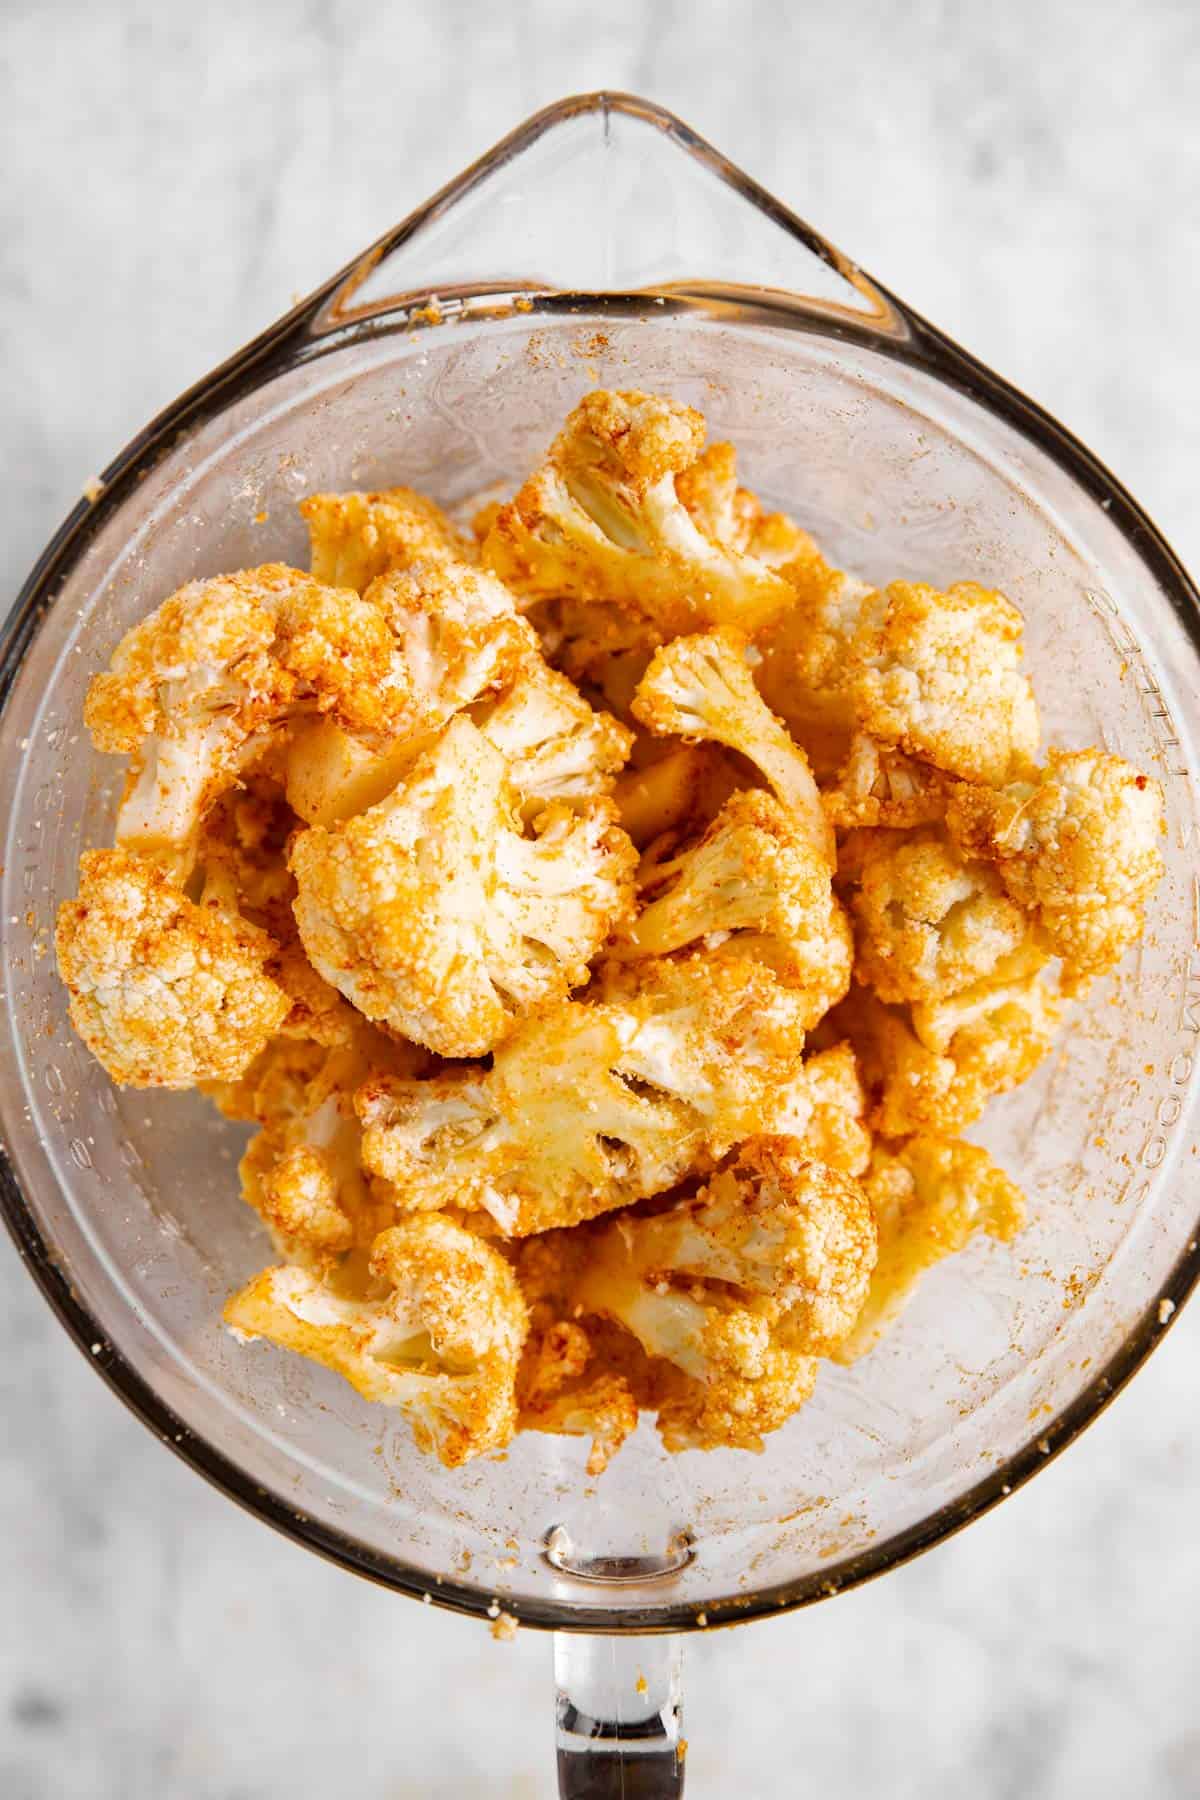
[
  {"x1": 290, "y1": 714, "x2": 637, "y2": 1056},
  {"x1": 481, "y1": 389, "x2": 800, "y2": 635},
  {"x1": 356, "y1": 950, "x2": 810, "y2": 1236},
  {"x1": 55, "y1": 848, "x2": 289, "y2": 1088},
  {"x1": 224, "y1": 1214, "x2": 528, "y2": 1466}
]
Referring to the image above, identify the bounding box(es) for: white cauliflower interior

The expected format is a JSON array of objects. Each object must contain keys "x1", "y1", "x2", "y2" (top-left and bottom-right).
[
  {"x1": 290, "y1": 714, "x2": 636, "y2": 1057},
  {"x1": 356, "y1": 950, "x2": 810, "y2": 1236}
]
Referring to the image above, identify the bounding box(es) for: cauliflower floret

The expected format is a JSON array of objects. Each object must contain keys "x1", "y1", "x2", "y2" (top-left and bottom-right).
[
  {"x1": 86, "y1": 565, "x2": 405, "y2": 867},
  {"x1": 290, "y1": 715, "x2": 636, "y2": 1056},
  {"x1": 234, "y1": 1031, "x2": 423, "y2": 1265},
  {"x1": 578, "y1": 1137, "x2": 876, "y2": 1360},
  {"x1": 519, "y1": 1355, "x2": 642, "y2": 1474},
  {"x1": 821, "y1": 734, "x2": 947, "y2": 832},
  {"x1": 470, "y1": 650, "x2": 633, "y2": 819},
  {"x1": 849, "y1": 581, "x2": 1040, "y2": 786},
  {"x1": 55, "y1": 848, "x2": 289, "y2": 1088},
  {"x1": 850, "y1": 826, "x2": 1040, "y2": 1005},
  {"x1": 481, "y1": 390, "x2": 799, "y2": 635},
  {"x1": 757, "y1": 573, "x2": 1040, "y2": 787},
  {"x1": 356, "y1": 950, "x2": 811, "y2": 1236},
  {"x1": 835, "y1": 1136, "x2": 1026, "y2": 1362},
  {"x1": 616, "y1": 790, "x2": 851, "y2": 1027},
  {"x1": 611, "y1": 744, "x2": 742, "y2": 848},
  {"x1": 837, "y1": 974, "x2": 1059, "y2": 1138},
  {"x1": 632, "y1": 627, "x2": 835, "y2": 867},
  {"x1": 224, "y1": 1215, "x2": 528, "y2": 1466},
  {"x1": 363, "y1": 559, "x2": 538, "y2": 743},
  {"x1": 571, "y1": 1168, "x2": 823, "y2": 1455},
  {"x1": 301, "y1": 486, "x2": 475, "y2": 591},
  {"x1": 764, "y1": 1041, "x2": 873, "y2": 1176},
  {"x1": 946, "y1": 748, "x2": 1164, "y2": 989},
  {"x1": 650, "y1": 1339, "x2": 818, "y2": 1454}
]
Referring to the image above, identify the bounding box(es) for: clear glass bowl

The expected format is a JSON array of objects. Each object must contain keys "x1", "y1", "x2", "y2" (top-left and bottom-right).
[{"x1": 4, "y1": 93, "x2": 1200, "y2": 1788}]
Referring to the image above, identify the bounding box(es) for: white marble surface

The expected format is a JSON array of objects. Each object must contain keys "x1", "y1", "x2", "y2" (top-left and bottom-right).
[{"x1": 4, "y1": 2, "x2": 1200, "y2": 1794}]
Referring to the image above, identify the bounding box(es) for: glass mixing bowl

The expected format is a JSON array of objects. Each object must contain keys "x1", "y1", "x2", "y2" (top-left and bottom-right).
[{"x1": 4, "y1": 95, "x2": 1200, "y2": 1796}]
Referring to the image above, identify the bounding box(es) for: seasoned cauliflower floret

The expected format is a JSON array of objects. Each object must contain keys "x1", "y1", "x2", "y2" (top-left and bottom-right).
[
  {"x1": 946, "y1": 748, "x2": 1164, "y2": 989},
  {"x1": 364, "y1": 559, "x2": 538, "y2": 744},
  {"x1": 282, "y1": 556, "x2": 535, "y2": 826},
  {"x1": 482, "y1": 390, "x2": 798, "y2": 635},
  {"x1": 224, "y1": 1215, "x2": 528, "y2": 1466},
  {"x1": 195, "y1": 773, "x2": 365, "y2": 1047},
  {"x1": 515, "y1": 1241, "x2": 646, "y2": 1473},
  {"x1": 55, "y1": 849, "x2": 289, "y2": 1088},
  {"x1": 566, "y1": 1143, "x2": 846, "y2": 1453},
  {"x1": 578, "y1": 1137, "x2": 876, "y2": 1360},
  {"x1": 837, "y1": 974, "x2": 1059, "y2": 1138},
  {"x1": 632, "y1": 627, "x2": 835, "y2": 866},
  {"x1": 764, "y1": 1041, "x2": 873, "y2": 1176},
  {"x1": 848, "y1": 581, "x2": 1040, "y2": 786},
  {"x1": 301, "y1": 486, "x2": 475, "y2": 591},
  {"x1": 87, "y1": 565, "x2": 405, "y2": 867},
  {"x1": 282, "y1": 550, "x2": 536, "y2": 824},
  {"x1": 836, "y1": 1136, "x2": 1026, "y2": 1362},
  {"x1": 470, "y1": 650, "x2": 633, "y2": 819},
  {"x1": 356, "y1": 950, "x2": 810, "y2": 1236},
  {"x1": 650, "y1": 1339, "x2": 818, "y2": 1454},
  {"x1": 284, "y1": 562, "x2": 630, "y2": 829},
  {"x1": 758, "y1": 572, "x2": 1040, "y2": 787},
  {"x1": 850, "y1": 826, "x2": 1040, "y2": 1005},
  {"x1": 290, "y1": 715, "x2": 636, "y2": 1056},
  {"x1": 616, "y1": 790, "x2": 851, "y2": 1027}
]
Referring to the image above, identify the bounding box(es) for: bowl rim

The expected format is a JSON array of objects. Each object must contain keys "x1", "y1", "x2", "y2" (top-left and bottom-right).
[{"x1": 3, "y1": 90, "x2": 1199, "y2": 1635}]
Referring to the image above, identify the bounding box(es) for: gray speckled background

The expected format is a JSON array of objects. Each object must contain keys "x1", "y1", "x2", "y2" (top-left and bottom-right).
[{"x1": 4, "y1": 2, "x2": 1200, "y2": 1795}]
